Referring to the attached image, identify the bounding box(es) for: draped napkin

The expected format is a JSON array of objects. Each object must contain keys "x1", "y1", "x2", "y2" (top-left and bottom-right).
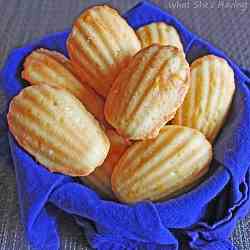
[{"x1": 1, "y1": 1, "x2": 250, "y2": 249}]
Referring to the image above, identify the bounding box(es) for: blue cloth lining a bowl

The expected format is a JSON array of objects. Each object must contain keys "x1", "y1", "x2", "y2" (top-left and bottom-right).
[{"x1": 0, "y1": 1, "x2": 250, "y2": 250}]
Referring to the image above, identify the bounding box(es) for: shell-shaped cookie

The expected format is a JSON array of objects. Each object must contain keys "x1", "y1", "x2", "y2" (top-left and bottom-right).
[
  {"x1": 173, "y1": 55, "x2": 235, "y2": 142},
  {"x1": 67, "y1": 5, "x2": 141, "y2": 97},
  {"x1": 136, "y1": 22, "x2": 183, "y2": 51},
  {"x1": 105, "y1": 44, "x2": 190, "y2": 140},
  {"x1": 111, "y1": 125, "x2": 212, "y2": 203},
  {"x1": 22, "y1": 48, "x2": 105, "y2": 123},
  {"x1": 80, "y1": 129, "x2": 130, "y2": 198},
  {"x1": 7, "y1": 85, "x2": 110, "y2": 176}
]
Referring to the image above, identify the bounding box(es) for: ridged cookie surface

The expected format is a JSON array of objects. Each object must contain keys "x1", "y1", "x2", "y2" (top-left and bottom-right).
[
  {"x1": 173, "y1": 55, "x2": 235, "y2": 142},
  {"x1": 80, "y1": 129, "x2": 130, "y2": 198},
  {"x1": 67, "y1": 5, "x2": 141, "y2": 97},
  {"x1": 105, "y1": 44, "x2": 190, "y2": 140},
  {"x1": 22, "y1": 48, "x2": 105, "y2": 123},
  {"x1": 136, "y1": 22, "x2": 183, "y2": 51},
  {"x1": 7, "y1": 85, "x2": 110, "y2": 176},
  {"x1": 112, "y1": 125, "x2": 212, "y2": 203}
]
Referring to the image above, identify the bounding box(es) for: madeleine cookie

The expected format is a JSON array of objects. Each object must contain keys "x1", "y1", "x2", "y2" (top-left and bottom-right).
[
  {"x1": 136, "y1": 22, "x2": 183, "y2": 51},
  {"x1": 67, "y1": 5, "x2": 141, "y2": 97},
  {"x1": 105, "y1": 44, "x2": 190, "y2": 140},
  {"x1": 22, "y1": 48, "x2": 105, "y2": 123},
  {"x1": 7, "y1": 85, "x2": 110, "y2": 176},
  {"x1": 173, "y1": 55, "x2": 235, "y2": 142},
  {"x1": 111, "y1": 125, "x2": 212, "y2": 203},
  {"x1": 80, "y1": 129, "x2": 130, "y2": 198}
]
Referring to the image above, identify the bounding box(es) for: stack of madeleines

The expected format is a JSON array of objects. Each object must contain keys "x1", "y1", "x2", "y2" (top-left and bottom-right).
[{"x1": 7, "y1": 5, "x2": 235, "y2": 203}]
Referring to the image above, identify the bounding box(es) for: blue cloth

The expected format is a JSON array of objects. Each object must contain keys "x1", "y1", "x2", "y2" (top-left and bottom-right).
[{"x1": 0, "y1": 1, "x2": 250, "y2": 249}]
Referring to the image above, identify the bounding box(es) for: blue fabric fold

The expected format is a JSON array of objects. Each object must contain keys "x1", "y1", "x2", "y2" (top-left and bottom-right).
[{"x1": 0, "y1": 1, "x2": 250, "y2": 249}]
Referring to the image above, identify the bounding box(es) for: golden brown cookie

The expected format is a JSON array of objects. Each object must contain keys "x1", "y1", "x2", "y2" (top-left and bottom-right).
[
  {"x1": 173, "y1": 55, "x2": 235, "y2": 142},
  {"x1": 7, "y1": 85, "x2": 110, "y2": 176},
  {"x1": 111, "y1": 125, "x2": 212, "y2": 203},
  {"x1": 67, "y1": 5, "x2": 141, "y2": 97},
  {"x1": 80, "y1": 129, "x2": 131, "y2": 199},
  {"x1": 22, "y1": 48, "x2": 105, "y2": 123},
  {"x1": 105, "y1": 44, "x2": 190, "y2": 140},
  {"x1": 136, "y1": 22, "x2": 183, "y2": 51}
]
